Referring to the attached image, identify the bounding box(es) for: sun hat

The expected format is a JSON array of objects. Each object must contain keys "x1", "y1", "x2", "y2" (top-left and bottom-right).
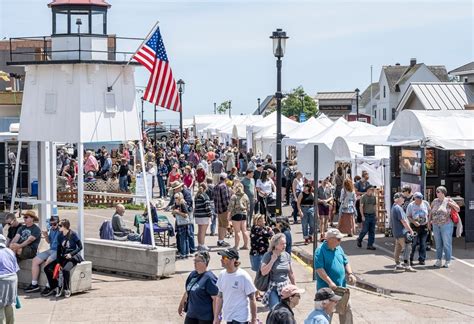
[
  {"x1": 171, "y1": 181, "x2": 184, "y2": 191},
  {"x1": 325, "y1": 228, "x2": 343, "y2": 239},
  {"x1": 21, "y1": 210, "x2": 39, "y2": 222}
]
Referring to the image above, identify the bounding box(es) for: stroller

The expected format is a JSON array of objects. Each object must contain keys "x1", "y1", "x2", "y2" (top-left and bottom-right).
[{"x1": 263, "y1": 193, "x2": 289, "y2": 226}]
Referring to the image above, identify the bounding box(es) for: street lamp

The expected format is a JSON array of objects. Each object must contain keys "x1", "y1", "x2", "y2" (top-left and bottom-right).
[
  {"x1": 214, "y1": 102, "x2": 217, "y2": 114},
  {"x1": 355, "y1": 88, "x2": 360, "y2": 121},
  {"x1": 177, "y1": 79, "x2": 185, "y2": 151},
  {"x1": 270, "y1": 28, "x2": 288, "y2": 217},
  {"x1": 76, "y1": 18, "x2": 82, "y2": 60},
  {"x1": 299, "y1": 92, "x2": 305, "y2": 122},
  {"x1": 257, "y1": 98, "x2": 261, "y2": 114},
  {"x1": 228, "y1": 100, "x2": 232, "y2": 117},
  {"x1": 154, "y1": 104, "x2": 157, "y2": 144}
]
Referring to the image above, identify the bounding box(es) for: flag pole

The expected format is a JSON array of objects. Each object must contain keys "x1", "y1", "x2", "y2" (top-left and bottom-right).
[{"x1": 107, "y1": 21, "x2": 160, "y2": 92}]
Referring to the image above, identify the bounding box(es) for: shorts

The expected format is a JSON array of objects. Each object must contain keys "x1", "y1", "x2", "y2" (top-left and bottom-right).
[
  {"x1": 318, "y1": 204, "x2": 330, "y2": 216},
  {"x1": 195, "y1": 217, "x2": 211, "y2": 225},
  {"x1": 35, "y1": 249, "x2": 57, "y2": 262},
  {"x1": 18, "y1": 245, "x2": 37, "y2": 260},
  {"x1": 218, "y1": 212, "x2": 229, "y2": 229},
  {"x1": 231, "y1": 214, "x2": 247, "y2": 222}
]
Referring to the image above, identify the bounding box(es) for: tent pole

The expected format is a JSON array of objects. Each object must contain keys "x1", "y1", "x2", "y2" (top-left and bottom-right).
[
  {"x1": 138, "y1": 140, "x2": 156, "y2": 249},
  {"x1": 9, "y1": 141, "x2": 22, "y2": 213},
  {"x1": 77, "y1": 143, "x2": 85, "y2": 258}
]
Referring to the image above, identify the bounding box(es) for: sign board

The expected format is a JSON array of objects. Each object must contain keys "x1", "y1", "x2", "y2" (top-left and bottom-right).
[
  {"x1": 134, "y1": 172, "x2": 153, "y2": 205},
  {"x1": 363, "y1": 145, "x2": 375, "y2": 156},
  {"x1": 319, "y1": 105, "x2": 352, "y2": 111}
]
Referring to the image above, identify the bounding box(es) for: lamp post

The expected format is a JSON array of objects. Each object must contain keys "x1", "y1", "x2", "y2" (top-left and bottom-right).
[
  {"x1": 76, "y1": 18, "x2": 82, "y2": 60},
  {"x1": 177, "y1": 79, "x2": 185, "y2": 151},
  {"x1": 257, "y1": 97, "x2": 261, "y2": 114},
  {"x1": 141, "y1": 97, "x2": 144, "y2": 131},
  {"x1": 270, "y1": 28, "x2": 288, "y2": 217},
  {"x1": 214, "y1": 102, "x2": 217, "y2": 114},
  {"x1": 228, "y1": 100, "x2": 232, "y2": 117},
  {"x1": 355, "y1": 88, "x2": 360, "y2": 121},
  {"x1": 299, "y1": 92, "x2": 305, "y2": 122}
]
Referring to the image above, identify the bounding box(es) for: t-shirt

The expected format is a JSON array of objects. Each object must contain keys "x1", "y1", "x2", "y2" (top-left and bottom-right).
[
  {"x1": 360, "y1": 194, "x2": 376, "y2": 215},
  {"x1": 7, "y1": 223, "x2": 21, "y2": 240},
  {"x1": 406, "y1": 201, "x2": 430, "y2": 226},
  {"x1": 211, "y1": 160, "x2": 224, "y2": 174},
  {"x1": 256, "y1": 179, "x2": 273, "y2": 196},
  {"x1": 185, "y1": 270, "x2": 219, "y2": 321},
  {"x1": 391, "y1": 204, "x2": 408, "y2": 239},
  {"x1": 48, "y1": 228, "x2": 60, "y2": 251},
  {"x1": 0, "y1": 248, "x2": 20, "y2": 275},
  {"x1": 241, "y1": 177, "x2": 255, "y2": 200},
  {"x1": 261, "y1": 251, "x2": 291, "y2": 283},
  {"x1": 16, "y1": 224, "x2": 41, "y2": 252},
  {"x1": 355, "y1": 180, "x2": 371, "y2": 193},
  {"x1": 216, "y1": 268, "x2": 256, "y2": 322},
  {"x1": 314, "y1": 241, "x2": 348, "y2": 289}
]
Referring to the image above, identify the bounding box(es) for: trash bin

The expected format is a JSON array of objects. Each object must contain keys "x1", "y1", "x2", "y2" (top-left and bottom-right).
[{"x1": 31, "y1": 180, "x2": 38, "y2": 196}]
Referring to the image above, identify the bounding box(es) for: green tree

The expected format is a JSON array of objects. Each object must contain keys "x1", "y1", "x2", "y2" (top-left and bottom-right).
[
  {"x1": 217, "y1": 100, "x2": 231, "y2": 114},
  {"x1": 281, "y1": 86, "x2": 317, "y2": 120}
]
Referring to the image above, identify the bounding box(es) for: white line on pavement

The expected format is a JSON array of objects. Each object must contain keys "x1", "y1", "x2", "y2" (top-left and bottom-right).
[{"x1": 373, "y1": 242, "x2": 474, "y2": 295}]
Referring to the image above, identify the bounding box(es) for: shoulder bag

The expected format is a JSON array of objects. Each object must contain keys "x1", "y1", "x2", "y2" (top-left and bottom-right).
[{"x1": 254, "y1": 253, "x2": 271, "y2": 291}]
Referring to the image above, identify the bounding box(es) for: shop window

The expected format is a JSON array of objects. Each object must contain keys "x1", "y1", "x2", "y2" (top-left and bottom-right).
[{"x1": 383, "y1": 86, "x2": 386, "y2": 98}]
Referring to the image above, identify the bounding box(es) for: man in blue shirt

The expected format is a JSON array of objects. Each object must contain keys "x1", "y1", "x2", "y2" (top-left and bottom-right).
[
  {"x1": 305, "y1": 288, "x2": 342, "y2": 324},
  {"x1": 314, "y1": 228, "x2": 356, "y2": 324},
  {"x1": 391, "y1": 192, "x2": 415, "y2": 272},
  {"x1": 24, "y1": 216, "x2": 60, "y2": 293}
]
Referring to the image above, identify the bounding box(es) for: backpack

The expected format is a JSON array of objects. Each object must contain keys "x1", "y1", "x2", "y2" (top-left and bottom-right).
[{"x1": 99, "y1": 220, "x2": 114, "y2": 240}]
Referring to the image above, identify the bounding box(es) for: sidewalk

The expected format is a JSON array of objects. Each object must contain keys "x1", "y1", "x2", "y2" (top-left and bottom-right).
[
  {"x1": 10, "y1": 206, "x2": 474, "y2": 323},
  {"x1": 287, "y1": 205, "x2": 474, "y2": 319}
]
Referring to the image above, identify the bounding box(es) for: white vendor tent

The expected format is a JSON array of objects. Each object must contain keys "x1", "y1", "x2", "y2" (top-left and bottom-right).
[
  {"x1": 219, "y1": 115, "x2": 264, "y2": 139},
  {"x1": 193, "y1": 114, "x2": 230, "y2": 137},
  {"x1": 281, "y1": 116, "x2": 333, "y2": 147},
  {"x1": 253, "y1": 113, "x2": 299, "y2": 158},
  {"x1": 388, "y1": 110, "x2": 474, "y2": 150}
]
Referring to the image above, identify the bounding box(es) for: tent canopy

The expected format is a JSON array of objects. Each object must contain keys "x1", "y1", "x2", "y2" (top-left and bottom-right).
[
  {"x1": 219, "y1": 115, "x2": 263, "y2": 138},
  {"x1": 282, "y1": 116, "x2": 332, "y2": 146},
  {"x1": 253, "y1": 112, "x2": 299, "y2": 139},
  {"x1": 296, "y1": 117, "x2": 354, "y2": 148},
  {"x1": 388, "y1": 110, "x2": 474, "y2": 150}
]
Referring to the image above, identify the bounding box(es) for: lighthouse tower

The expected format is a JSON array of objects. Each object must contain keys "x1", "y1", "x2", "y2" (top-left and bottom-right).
[{"x1": 8, "y1": 0, "x2": 154, "y2": 248}]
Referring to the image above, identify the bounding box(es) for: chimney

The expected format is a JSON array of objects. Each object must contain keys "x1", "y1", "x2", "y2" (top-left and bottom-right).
[{"x1": 410, "y1": 58, "x2": 417, "y2": 67}]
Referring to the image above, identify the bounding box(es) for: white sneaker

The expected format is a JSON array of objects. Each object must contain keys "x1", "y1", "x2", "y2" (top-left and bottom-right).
[
  {"x1": 394, "y1": 264, "x2": 405, "y2": 272},
  {"x1": 443, "y1": 261, "x2": 451, "y2": 268},
  {"x1": 55, "y1": 287, "x2": 63, "y2": 297},
  {"x1": 434, "y1": 259, "x2": 442, "y2": 268},
  {"x1": 64, "y1": 290, "x2": 71, "y2": 298},
  {"x1": 404, "y1": 265, "x2": 416, "y2": 272}
]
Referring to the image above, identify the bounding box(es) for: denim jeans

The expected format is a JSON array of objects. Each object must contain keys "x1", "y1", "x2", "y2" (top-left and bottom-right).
[
  {"x1": 410, "y1": 225, "x2": 428, "y2": 262},
  {"x1": 291, "y1": 201, "x2": 298, "y2": 223},
  {"x1": 177, "y1": 225, "x2": 191, "y2": 256},
  {"x1": 249, "y1": 254, "x2": 263, "y2": 272},
  {"x1": 239, "y1": 159, "x2": 246, "y2": 173},
  {"x1": 188, "y1": 223, "x2": 196, "y2": 253},
  {"x1": 119, "y1": 176, "x2": 128, "y2": 192},
  {"x1": 157, "y1": 175, "x2": 167, "y2": 198},
  {"x1": 301, "y1": 206, "x2": 315, "y2": 238},
  {"x1": 433, "y1": 221, "x2": 454, "y2": 261},
  {"x1": 210, "y1": 202, "x2": 217, "y2": 234},
  {"x1": 268, "y1": 287, "x2": 280, "y2": 310},
  {"x1": 358, "y1": 214, "x2": 376, "y2": 247}
]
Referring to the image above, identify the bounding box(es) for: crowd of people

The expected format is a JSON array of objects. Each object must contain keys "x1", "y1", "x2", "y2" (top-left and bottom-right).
[{"x1": 0, "y1": 132, "x2": 462, "y2": 324}]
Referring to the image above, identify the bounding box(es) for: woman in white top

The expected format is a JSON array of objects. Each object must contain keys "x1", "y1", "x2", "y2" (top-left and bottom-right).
[{"x1": 256, "y1": 170, "x2": 276, "y2": 216}]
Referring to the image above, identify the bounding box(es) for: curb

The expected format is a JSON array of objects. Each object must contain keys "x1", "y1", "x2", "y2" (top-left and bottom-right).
[{"x1": 292, "y1": 246, "x2": 393, "y2": 296}]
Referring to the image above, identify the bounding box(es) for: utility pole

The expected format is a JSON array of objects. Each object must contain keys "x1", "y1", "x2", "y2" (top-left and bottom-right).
[
  {"x1": 214, "y1": 102, "x2": 217, "y2": 114},
  {"x1": 228, "y1": 100, "x2": 232, "y2": 117}
]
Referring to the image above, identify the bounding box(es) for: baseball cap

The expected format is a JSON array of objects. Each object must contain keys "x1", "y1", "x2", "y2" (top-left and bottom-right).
[
  {"x1": 413, "y1": 192, "x2": 423, "y2": 199},
  {"x1": 393, "y1": 192, "x2": 403, "y2": 199},
  {"x1": 314, "y1": 287, "x2": 342, "y2": 302},
  {"x1": 217, "y1": 248, "x2": 239, "y2": 260},
  {"x1": 325, "y1": 228, "x2": 343, "y2": 239},
  {"x1": 280, "y1": 284, "x2": 305, "y2": 299}
]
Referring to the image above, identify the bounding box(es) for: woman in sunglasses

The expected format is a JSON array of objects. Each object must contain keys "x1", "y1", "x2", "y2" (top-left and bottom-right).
[
  {"x1": 178, "y1": 251, "x2": 218, "y2": 324},
  {"x1": 42, "y1": 219, "x2": 84, "y2": 298}
]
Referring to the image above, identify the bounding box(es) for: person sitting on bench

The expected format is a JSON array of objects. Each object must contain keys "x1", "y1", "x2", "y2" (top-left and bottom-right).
[
  {"x1": 42, "y1": 219, "x2": 83, "y2": 298},
  {"x1": 9, "y1": 210, "x2": 41, "y2": 260},
  {"x1": 112, "y1": 204, "x2": 141, "y2": 241}
]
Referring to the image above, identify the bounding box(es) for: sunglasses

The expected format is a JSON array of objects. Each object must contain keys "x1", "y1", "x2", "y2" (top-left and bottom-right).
[
  {"x1": 23, "y1": 216, "x2": 30, "y2": 220},
  {"x1": 58, "y1": 224, "x2": 63, "y2": 228},
  {"x1": 50, "y1": 223, "x2": 58, "y2": 226},
  {"x1": 221, "y1": 256, "x2": 230, "y2": 260}
]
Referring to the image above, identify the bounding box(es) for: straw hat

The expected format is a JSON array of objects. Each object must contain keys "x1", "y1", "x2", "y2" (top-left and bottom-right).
[
  {"x1": 171, "y1": 181, "x2": 184, "y2": 191},
  {"x1": 21, "y1": 210, "x2": 39, "y2": 222}
]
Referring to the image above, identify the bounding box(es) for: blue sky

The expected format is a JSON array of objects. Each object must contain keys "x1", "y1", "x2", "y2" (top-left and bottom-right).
[{"x1": 1, "y1": 0, "x2": 473, "y2": 125}]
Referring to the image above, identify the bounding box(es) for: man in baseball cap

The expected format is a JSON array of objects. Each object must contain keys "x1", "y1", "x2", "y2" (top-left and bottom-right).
[
  {"x1": 305, "y1": 288, "x2": 342, "y2": 324},
  {"x1": 266, "y1": 284, "x2": 305, "y2": 323}
]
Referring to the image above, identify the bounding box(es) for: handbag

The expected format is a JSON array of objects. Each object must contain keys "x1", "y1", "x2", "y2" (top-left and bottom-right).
[
  {"x1": 254, "y1": 269, "x2": 270, "y2": 291},
  {"x1": 450, "y1": 208, "x2": 460, "y2": 224}
]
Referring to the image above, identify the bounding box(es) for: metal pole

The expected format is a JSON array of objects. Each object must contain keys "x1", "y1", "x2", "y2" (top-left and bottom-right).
[
  {"x1": 9, "y1": 141, "x2": 22, "y2": 213},
  {"x1": 214, "y1": 102, "x2": 217, "y2": 114},
  {"x1": 179, "y1": 91, "x2": 184, "y2": 151},
  {"x1": 229, "y1": 100, "x2": 232, "y2": 118},
  {"x1": 77, "y1": 143, "x2": 84, "y2": 257},
  {"x1": 276, "y1": 57, "x2": 282, "y2": 216},
  {"x1": 50, "y1": 142, "x2": 58, "y2": 218},
  {"x1": 300, "y1": 96, "x2": 304, "y2": 122},
  {"x1": 257, "y1": 98, "x2": 261, "y2": 114},
  {"x1": 138, "y1": 140, "x2": 156, "y2": 248},
  {"x1": 312, "y1": 144, "x2": 319, "y2": 280},
  {"x1": 356, "y1": 92, "x2": 359, "y2": 121},
  {"x1": 370, "y1": 65, "x2": 373, "y2": 123},
  {"x1": 154, "y1": 104, "x2": 157, "y2": 144},
  {"x1": 78, "y1": 25, "x2": 81, "y2": 61},
  {"x1": 141, "y1": 97, "x2": 144, "y2": 131}
]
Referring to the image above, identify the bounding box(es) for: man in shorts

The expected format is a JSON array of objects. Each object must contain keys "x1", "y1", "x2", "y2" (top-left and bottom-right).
[
  {"x1": 24, "y1": 216, "x2": 60, "y2": 293},
  {"x1": 9, "y1": 210, "x2": 41, "y2": 260}
]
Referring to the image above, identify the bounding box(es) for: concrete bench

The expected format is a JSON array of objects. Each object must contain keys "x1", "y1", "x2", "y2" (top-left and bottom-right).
[
  {"x1": 84, "y1": 238, "x2": 176, "y2": 279},
  {"x1": 18, "y1": 259, "x2": 92, "y2": 294}
]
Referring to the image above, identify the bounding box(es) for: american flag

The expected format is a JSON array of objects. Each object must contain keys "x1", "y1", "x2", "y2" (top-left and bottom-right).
[{"x1": 133, "y1": 27, "x2": 181, "y2": 112}]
